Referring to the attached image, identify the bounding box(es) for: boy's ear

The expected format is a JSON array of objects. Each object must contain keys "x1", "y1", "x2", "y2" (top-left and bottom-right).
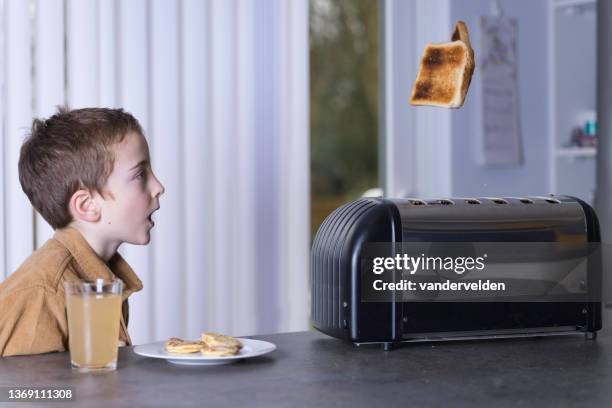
[{"x1": 69, "y1": 189, "x2": 101, "y2": 223}]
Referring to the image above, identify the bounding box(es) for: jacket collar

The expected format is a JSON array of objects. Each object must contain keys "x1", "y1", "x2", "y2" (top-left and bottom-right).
[{"x1": 53, "y1": 227, "x2": 143, "y2": 299}]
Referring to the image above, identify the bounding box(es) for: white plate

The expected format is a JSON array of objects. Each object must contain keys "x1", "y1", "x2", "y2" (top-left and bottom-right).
[{"x1": 133, "y1": 338, "x2": 276, "y2": 366}]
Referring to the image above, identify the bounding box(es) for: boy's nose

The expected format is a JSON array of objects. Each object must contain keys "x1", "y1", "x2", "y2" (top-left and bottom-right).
[{"x1": 153, "y1": 176, "x2": 165, "y2": 197}]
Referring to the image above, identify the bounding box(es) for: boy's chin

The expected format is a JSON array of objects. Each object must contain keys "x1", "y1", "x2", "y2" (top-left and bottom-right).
[{"x1": 126, "y1": 231, "x2": 151, "y2": 245}]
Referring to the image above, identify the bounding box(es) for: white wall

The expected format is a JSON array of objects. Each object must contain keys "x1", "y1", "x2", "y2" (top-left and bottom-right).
[
  {"x1": 0, "y1": 0, "x2": 310, "y2": 344},
  {"x1": 450, "y1": 0, "x2": 550, "y2": 197}
]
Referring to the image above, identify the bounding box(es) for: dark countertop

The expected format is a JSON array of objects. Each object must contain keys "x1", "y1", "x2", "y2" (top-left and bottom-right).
[{"x1": 2, "y1": 314, "x2": 612, "y2": 408}]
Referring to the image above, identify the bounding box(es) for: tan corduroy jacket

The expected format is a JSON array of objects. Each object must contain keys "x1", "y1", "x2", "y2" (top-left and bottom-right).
[{"x1": 0, "y1": 227, "x2": 143, "y2": 357}]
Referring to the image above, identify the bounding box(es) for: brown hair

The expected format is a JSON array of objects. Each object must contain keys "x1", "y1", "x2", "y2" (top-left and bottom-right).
[{"x1": 18, "y1": 107, "x2": 143, "y2": 230}]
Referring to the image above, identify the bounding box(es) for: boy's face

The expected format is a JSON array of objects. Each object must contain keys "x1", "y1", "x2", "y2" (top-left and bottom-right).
[{"x1": 97, "y1": 131, "x2": 165, "y2": 245}]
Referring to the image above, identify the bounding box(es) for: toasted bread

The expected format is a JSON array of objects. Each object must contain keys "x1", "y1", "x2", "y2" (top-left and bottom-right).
[
  {"x1": 451, "y1": 21, "x2": 475, "y2": 103},
  {"x1": 451, "y1": 20, "x2": 473, "y2": 51},
  {"x1": 201, "y1": 332, "x2": 242, "y2": 350},
  {"x1": 201, "y1": 343, "x2": 240, "y2": 357},
  {"x1": 164, "y1": 337, "x2": 205, "y2": 354},
  {"x1": 409, "y1": 21, "x2": 475, "y2": 108}
]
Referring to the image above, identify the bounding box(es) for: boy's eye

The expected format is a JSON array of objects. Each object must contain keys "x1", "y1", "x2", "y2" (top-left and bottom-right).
[{"x1": 135, "y1": 171, "x2": 145, "y2": 180}]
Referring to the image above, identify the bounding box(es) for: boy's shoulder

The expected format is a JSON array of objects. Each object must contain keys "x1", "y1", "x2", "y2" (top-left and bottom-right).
[{"x1": 0, "y1": 238, "x2": 73, "y2": 297}]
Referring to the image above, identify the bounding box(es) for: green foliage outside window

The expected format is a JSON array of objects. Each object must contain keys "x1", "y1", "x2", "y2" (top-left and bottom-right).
[{"x1": 310, "y1": 0, "x2": 379, "y2": 237}]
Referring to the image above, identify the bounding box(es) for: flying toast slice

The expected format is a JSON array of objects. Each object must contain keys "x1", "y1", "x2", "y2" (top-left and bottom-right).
[{"x1": 409, "y1": 21, "x2": 475, "y2": 108}]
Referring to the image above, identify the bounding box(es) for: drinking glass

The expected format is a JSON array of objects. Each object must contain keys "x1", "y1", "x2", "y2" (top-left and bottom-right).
[{"x1": 64, "y1": 279, "x2": 123, "y2": 372}]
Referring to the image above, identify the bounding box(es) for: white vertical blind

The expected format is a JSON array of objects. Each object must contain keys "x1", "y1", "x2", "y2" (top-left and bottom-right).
[
  {"x1": 66, "y1": 0, "x2": 99, "y2": 107},
  {"x1": 234, "y1": 0, "x2": 258, "y2": 336},
  {"x1": 276, "y1": 0, "x2": 309, "y2": 331},
  {"x1": 282, "y1": 0, "x2": 309, "y2": 331},
  {"x1": 98, "y1": 0, "x2": 117, "y2": 107},
  {"x1": 0, "y1": 0, "x2": 309, "y2": 343},
  {"x1": 181, "y1": 0, "x2": 213, "y2": 337},
  {"x1": 33, "y1": 0, "x2": 64, "y2": 248},
  {"x1": 253, "y1": 0, "x2": 279, "y2": 334},
  {"x1": 4, "y1": 0, "x2": 34, "y2": 275},
  {"x1": 149, "y1": 0, "x2": 183, "y2": 341},
  {"x1": 0, "y1": 0, "x2": 5, "y2": 278},
  {"x1": 208, "y1": 0, "x2": 235, "y2": 335}
]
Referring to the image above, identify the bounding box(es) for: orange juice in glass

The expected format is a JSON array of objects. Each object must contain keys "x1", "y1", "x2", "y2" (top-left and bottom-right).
[{"x1": 64, "y1": 279, "x2": 123, "y2": 372}]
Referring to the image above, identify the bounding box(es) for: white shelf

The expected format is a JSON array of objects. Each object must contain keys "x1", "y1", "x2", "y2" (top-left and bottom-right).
[
  {"x1": 556, "y1": 147, "x2": 596, "y2": 158},
  {"x1": 554, "y1": 0, "x2": 596, "y2": 9}
]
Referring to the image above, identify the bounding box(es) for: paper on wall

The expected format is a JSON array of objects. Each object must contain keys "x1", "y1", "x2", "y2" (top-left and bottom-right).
[{"x1": 480, "y1": 16, "x2": 523, "y2": 166}]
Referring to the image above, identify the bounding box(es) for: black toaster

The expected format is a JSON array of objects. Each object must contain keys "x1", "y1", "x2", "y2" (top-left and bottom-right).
[{"x1": 310, "y1": 195, "x2": 602, "y2": 348}]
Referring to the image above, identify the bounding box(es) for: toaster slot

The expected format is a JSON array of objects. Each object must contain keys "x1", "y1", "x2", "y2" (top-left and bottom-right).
[
  {"x1": 532, "y1": 196, "x2": 562, "y2": 204},
  {"x1": 426, "y1": 199, "x2": 454, "y2": 205}
]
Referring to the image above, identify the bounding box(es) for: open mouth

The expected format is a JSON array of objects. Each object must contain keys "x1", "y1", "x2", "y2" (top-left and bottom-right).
[{"x1": 148, "y1": 207, "x2": 160, "y2": 225}]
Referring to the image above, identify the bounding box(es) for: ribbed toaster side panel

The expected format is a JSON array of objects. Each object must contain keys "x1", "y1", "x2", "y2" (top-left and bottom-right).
[{"x1": 311, "y1": 198, "x2": 377, "y2": 329}]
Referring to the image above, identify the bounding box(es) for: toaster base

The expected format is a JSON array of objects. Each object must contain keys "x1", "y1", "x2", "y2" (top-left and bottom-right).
[{"x1": 353, "y1": 326, "x2": 597, "y2": 350}]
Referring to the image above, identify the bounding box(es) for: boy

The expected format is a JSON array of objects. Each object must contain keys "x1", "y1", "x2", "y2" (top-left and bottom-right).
[{"x1": 0, "y1": 107, "x2": 164, "y2": 356}]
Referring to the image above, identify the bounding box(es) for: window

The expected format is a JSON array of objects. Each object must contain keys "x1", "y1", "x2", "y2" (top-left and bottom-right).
[{"x1": 309, "y1": 0, "x2": 379, "y2": 236}]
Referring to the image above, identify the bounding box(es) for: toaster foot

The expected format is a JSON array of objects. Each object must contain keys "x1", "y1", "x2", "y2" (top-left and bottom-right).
[{"x1": 585, "y1": 331, "x2": 597, "y2": 340}]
